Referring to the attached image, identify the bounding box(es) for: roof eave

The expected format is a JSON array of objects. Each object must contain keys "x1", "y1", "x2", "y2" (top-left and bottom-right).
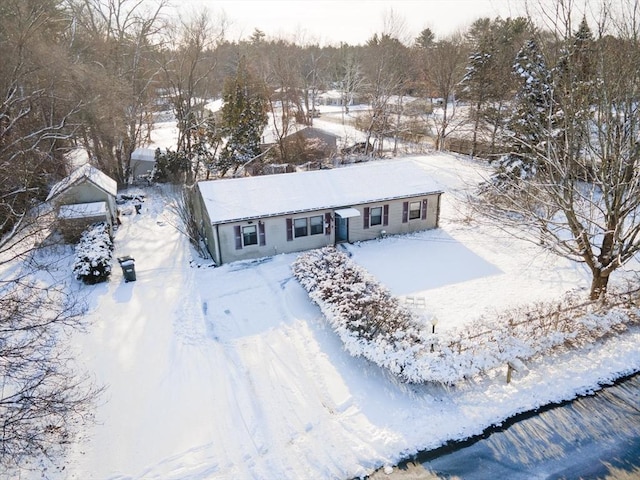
[{"x1": 209, "y1": 190, "x2": 443, "y2": 226}]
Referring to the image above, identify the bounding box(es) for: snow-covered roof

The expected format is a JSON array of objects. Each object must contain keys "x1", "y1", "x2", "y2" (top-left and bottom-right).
[
  {"x1": 205, "y1": 98, "x2": 224, "y2": 113},
  {"x1": 261, "y1": 125, "x2": 340, "y2": 146},
  {"x1": 58, "y1": 201, "x2": 107, "y2": 219},
  {"x1": 131, "y1": 148, "x2": 157, "y2": 162},
  {"x1": 318, "y1": 89, "x2": 342, "y2": 100},
  {"x1": 198, "y1": 159, "x2": 443, "y2": 225},
  {"x1": 46, "y1": 164, "x2": 117, "y2": 202}
]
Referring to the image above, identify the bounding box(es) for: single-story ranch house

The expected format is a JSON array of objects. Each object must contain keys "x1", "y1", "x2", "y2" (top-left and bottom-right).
[{"x1": 193, "y1": 160, "x2": 443, "y2": 265}]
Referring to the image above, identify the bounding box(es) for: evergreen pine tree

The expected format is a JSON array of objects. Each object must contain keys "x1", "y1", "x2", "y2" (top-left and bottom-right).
[
  {"x1": 490, "y1": 39, "x2": 556, "y2": 189},
  {"x1": 570, "y1": 16, "x2": 595, "y2": 83},
  {"x1": 219, "y1": 58, "x2": 269, "y2": 176},
  {"x1": 553, "y1": 16, "x2": 595, "y2": 165},
  {"x1": 462, "y1": 17, "x2": 532, "y2": 157},
  {"x1": 462, "y1": 48, "x2": 494, "y2": 155}
]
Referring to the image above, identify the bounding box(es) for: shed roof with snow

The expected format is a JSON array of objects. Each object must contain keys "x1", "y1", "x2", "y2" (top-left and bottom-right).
[
  {"x1": 46, "y1": 164, "x2": 117, "y2": 202},
  {"x1": 131, "y1": 148, "x2": 157, "y2": 162},
  {"x1": 130, "y1": 147, "x2": 160, "y2": 179},
  {"x1": 198, "y1": 159, "x2": 442, "y2": 225},
  {"x1": 58, "y1": 201, "x2": 107, "y2": 219}
]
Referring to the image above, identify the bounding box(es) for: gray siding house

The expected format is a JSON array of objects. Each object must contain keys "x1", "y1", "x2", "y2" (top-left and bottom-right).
[{"x1": 193, "y1": 160, "x2": 443, "y2": 265}]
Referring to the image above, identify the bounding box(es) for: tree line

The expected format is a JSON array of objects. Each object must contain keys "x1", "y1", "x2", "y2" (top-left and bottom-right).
[
  {"x1": 0, "y1": 0, "x2": 539, "y2": 238},
  {"x1": 1, "y1": 0, "x2": 635, "y2": 215}
]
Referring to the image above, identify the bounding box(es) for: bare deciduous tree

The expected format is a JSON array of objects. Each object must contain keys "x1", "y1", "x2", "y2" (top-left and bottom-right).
[
  {"x1": 261, "y1": 39, "x2": 299, "y2": 164},
  {"x1": 67, "y1": 0, "x2": 168, "y2": 184},
  {"x1": 0, "y1": 3, "x2": 102, "y2": 473},
  {"x1": 361, "y1": 32, "x2": 411, "y2": 155},
  {"x1": 418, "y1": 34, "x2": 468, "y2": 150},
  {"x1": 1, "y1": 0, "x2": 79, "y2": 242},
  {"x1": 0, "y1": 276, "x2": 101, "y2": 472},
  {"x1": 336, "y1": 45, "x2": 364, "y2": 120},
  {"x1": 478, "y1": 0, "x2": 640, "y2": 300},
  {"x1": 160, "y1": 9, "x2": 225, "y2": 161}
]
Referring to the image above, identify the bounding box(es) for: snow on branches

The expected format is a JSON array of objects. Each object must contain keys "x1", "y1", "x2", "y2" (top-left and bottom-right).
[
  {"x1": 293, "y1": 247, "x2": 640, "y2": 385},
  {"x1": 72, "y1": 222, "x2": 113, "y2": 284}
]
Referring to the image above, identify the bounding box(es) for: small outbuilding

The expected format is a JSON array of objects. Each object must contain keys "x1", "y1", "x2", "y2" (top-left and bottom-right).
[
  {"x1": 46, "y1": 164, "x2": 118, "y2": 241},
  {"x1": 129, "y1": 147, "x2": 157, "y2": 180},
  {"x1": 192, "y1": 159, "x2": 443, "y2": 265}
]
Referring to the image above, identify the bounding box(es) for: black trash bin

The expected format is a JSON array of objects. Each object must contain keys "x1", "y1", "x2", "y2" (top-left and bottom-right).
[{"x1": 117, "y1": 256, "x2": 136, "y2": 282}]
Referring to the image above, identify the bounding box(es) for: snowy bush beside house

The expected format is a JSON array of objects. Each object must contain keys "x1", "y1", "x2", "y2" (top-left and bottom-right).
[
  {"x1": 73, "y1": 222, "x2": 113, "y2": 284},
  {"x1": 292, "y1": 246, "x2": 428, "y2": 382}
]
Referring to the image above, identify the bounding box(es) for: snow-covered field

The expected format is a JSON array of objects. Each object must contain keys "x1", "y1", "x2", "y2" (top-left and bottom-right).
[{"x1": 15, "y1": 151, "x2": 634, "y2": 480}]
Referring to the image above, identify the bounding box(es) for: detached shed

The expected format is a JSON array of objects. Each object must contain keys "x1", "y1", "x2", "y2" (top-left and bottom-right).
[
  {"x1": 192, "y1": 159, "x2": 443, "y2": 265},
  {"x1": 46, "y1": 164, "x2": 117, "y2": 241},
  {"x1": 130, "y1": 148, "x2": 157, "y2": 179}
]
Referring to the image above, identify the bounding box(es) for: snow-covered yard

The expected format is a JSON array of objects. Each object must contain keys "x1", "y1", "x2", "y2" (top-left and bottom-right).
[{"x1": 20, "y1": 153, "x2": 638, "y2": 480}]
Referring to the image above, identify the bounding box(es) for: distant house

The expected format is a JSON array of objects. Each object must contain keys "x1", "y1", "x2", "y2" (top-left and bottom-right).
[
  {"x1": 261, "y1": 125, "x2": 339, "y2": 153},
  {"x1": 46, "y1": 164, "x2": 118, "y2": 241},
  {"x1": 317, "y1": 89, "x2": 365, "y2": 107},
  {"x1": 192, "y1": 160, "x2": 443, "y2": 265},
  {"x1": 289, "y1": 126, "x2": 339, "y2": 152},
  {"x1": 317, "y1": 89, "x2": 343, "y2": 106},
  {"x1": 130, "y1": 148, "x2": 157, "y2": 179},
  {"x1": 253, "y1": 125, "x2": 340, "y2": 174}
]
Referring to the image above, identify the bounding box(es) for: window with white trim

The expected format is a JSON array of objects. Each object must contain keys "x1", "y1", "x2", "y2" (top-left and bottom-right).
[
  {"x1": 294, "y1": 218, "x2": 308, "y2": 237},
  {"x1": 409, "y1": 201, "x2": 421, "y2": 220},
  {"x1": 370, "y1": 206, "x2": 383, "y2": 226},
  {"x1": 242, "y1": 225, "x2": 258, "y2": 246}
]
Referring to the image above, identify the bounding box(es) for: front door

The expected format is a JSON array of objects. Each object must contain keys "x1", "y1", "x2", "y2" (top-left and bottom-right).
[{"x1": 336, "y1": 216, "x2": 348, "y2": 243}]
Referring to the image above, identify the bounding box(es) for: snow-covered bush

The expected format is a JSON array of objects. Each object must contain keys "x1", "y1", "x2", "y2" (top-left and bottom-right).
[
  {"x1": 292, "y1": 247, "x2": 430, "y2": 382},
  {"x1": 73, "y1": 222, "x2": 113, "y2": 284}
]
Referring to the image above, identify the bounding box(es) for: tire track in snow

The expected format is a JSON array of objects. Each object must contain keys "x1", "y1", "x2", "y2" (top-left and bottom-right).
[
  {"x1": 179, "y1": 256, "x2": 402, "y2": 478},
  {"x1": 249, "y1": 263, "x2": 392, "y2": 478},
  {"x1": 198, "y1": 261, "x2": 358, "y2": 477}
]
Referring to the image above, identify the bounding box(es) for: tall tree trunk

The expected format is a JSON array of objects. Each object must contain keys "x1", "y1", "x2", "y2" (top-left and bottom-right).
[
  {"x1": 471, "y1": 99, "x2": 481, "y2": 157},
  {"x1": 438, "y1": 101, "x2": 449, "y2": 151},
  {"x1": 589, "y1": 272, "x2": 610, "y2": 300}
]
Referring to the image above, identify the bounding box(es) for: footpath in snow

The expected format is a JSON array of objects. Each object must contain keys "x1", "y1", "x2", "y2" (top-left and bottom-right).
[{"x1": 30, "y1": 155, "x2": 640, "y2": 480}]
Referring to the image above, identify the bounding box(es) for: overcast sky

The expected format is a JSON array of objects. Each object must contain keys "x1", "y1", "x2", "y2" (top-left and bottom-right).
[{"x1": 177, "y1": 0, "x2": 524, "y2": 45}]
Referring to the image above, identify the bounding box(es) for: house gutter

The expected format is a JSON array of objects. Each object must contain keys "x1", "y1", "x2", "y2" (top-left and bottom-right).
[{"x1": 209, "y1": 190, "x2": 445, "y2": 226}]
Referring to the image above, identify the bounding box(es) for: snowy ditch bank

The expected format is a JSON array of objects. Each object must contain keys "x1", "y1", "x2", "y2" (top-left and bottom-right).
[
  {"x1": 292, "y1": 246, "x2": 640, "y2": 385},
  {"x1": 365, "y1": 370, "x2": 640, "y2": 479}
]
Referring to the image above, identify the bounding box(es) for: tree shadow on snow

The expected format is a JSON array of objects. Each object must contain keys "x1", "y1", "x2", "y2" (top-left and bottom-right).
[{"x1": 346, "y1": 230, "x2": 503, "y2": 296}]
